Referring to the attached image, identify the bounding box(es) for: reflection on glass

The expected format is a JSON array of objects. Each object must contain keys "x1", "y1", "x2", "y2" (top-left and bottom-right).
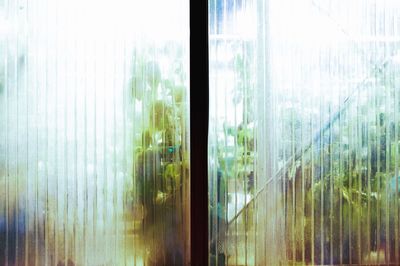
[
  {"x1": 209, "y1": 0, "x2": 400, "y2": 265},
  {"x1": 0, "y1": 0, "x2": 189, "y2": 265}
]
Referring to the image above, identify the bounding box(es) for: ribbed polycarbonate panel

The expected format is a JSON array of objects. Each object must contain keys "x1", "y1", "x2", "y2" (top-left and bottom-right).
[
  {"x1": 209, "y1": 0, "x2": 400, "y2": 265},
  {"x1": 0, "y1": 0, "x2": 189, "y2": 265}
]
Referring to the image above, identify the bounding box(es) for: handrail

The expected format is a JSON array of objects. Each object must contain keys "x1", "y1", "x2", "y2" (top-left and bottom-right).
[{"x1": 226, "y1": 55, "x2": 395, "y2": 226}]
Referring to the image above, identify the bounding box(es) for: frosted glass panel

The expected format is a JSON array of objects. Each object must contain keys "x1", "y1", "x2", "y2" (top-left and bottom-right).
[
  {"x1": 0, "y1": 0, "x2": 189, "y2": 265},
  {"x1": 209, "y1": 0, "x2": 400, "y2": 265}
]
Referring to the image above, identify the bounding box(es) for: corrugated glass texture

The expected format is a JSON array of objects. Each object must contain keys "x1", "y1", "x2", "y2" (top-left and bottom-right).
[
  {"x1": 209, "y1": 0, "x2": 400, "y2": 265},
  {"x1": 0, "y1": 0, "x2": 189, "y2": 265}
]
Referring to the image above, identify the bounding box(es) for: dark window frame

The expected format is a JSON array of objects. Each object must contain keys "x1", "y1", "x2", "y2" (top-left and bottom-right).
[{"x1": 190, "y1": 0, "x2": 209, "y2": 265}]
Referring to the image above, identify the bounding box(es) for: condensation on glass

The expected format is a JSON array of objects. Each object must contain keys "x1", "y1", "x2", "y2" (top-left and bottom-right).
[
  {"x1": 209, "y1": 0, "x2": 400, "y2": 265},
  {"x1": 0, "y1": 0, "x2": 189, "y2": 265}
]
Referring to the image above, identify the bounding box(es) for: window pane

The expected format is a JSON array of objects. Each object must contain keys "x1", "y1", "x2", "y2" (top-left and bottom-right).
[
  {"x1": 209, "y1": 0, "x2": 400, "y2": 265},
  {"x1": 0, "y1": 0, "x2": 189, "y2": 265}
]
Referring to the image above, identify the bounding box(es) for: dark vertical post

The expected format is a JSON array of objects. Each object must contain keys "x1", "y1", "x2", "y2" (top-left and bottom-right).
[{"x1": 190, "y1": 0, "x2": 209, "y2": 264}]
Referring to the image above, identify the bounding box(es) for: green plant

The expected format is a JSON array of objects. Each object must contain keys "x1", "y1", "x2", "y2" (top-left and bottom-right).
[
  {"x1": 129, "y1": 45, "x2": 188, "y2": 265},
  {"x1": 285, "y1": 62, "x2": 400, "y2": 264}
]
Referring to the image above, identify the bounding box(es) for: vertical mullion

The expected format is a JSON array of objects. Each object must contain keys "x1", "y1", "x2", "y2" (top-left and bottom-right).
[
  {"x1": 102, "y1": 39, "x2": 108, "y2": 265},
  {"x1": 392, "y1": 8, "x2": 399, "y2": 265},
  {"x1": 121, "y1": 33, "x2": 127, "y2": 266},
  {"x1": 190, "y1": 0, "x2": 209, "y2": 264},
  {"x1": 252, "y1": 16, "x2": 258, "y2": 263},
  {"x1": 208, "y1": 1, "x2": 216, "y2": 265},
  {"x1": 4, "y1": 0, "x2": 9, "y2": 264},
  {"x1": 338, "y1": 41, "x2": 343, "y2": 265},
  {"x1": 132, "y1": 42, "x2": 138, "y2": 266},
  {"x1": 71, "y1": 6, "x2": 80, "y2": 261},
  {"x1": 329, "y1": 91, "x2": 333, "y2": 266},
  {"x1": 14, "y1": 0, "x2": 20, "y2": 262},
  {"x1": 300, "y1": 59, "x2": 305, "y2": 265},
  {"x1": 310, "y1": 85, "x2": 315, "y2": 266},
  {"x1": 93, "y1": 29, "x2": 98, "y2": 266},
  {"x1": 64, "y1": 2, "x2": 70, "y2": 261},
  {"x1": 375, "y1": 3, "x2": 381, "y2": 264},
  {"x1": 53, "y1": 1, "x2": 59, "y2": 263},
  {"x1": 112, "y1": 31, "x2": 118, "y2": 265},
  {"x1": 24, "y1": 0, "x2": 30, "y2": 264},
  {"x1": 364, "y1": 4, "x2": 372, "y2": 264},
  {"x1": 38, "y1": 1, "x2": 44, "y2": 265},
  {"x1": 290, "y1": 37, "x2": 295, "y2": 266}
]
